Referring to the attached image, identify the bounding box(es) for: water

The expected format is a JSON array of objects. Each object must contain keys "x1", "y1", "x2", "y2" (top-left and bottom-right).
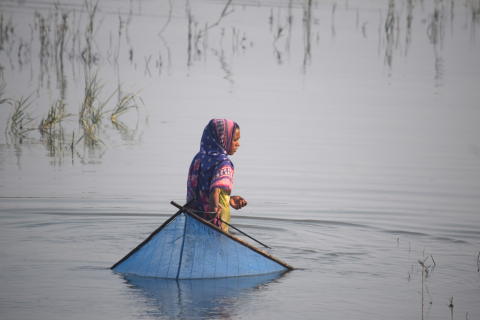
[{"x1": 1, "y1": 0, "x2": 480, "y2": 319}]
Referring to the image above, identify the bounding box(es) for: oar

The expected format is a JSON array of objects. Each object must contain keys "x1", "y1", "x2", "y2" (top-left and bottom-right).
[{"x1": 170, "y1": 201, "x2": 272, "y2": 249}]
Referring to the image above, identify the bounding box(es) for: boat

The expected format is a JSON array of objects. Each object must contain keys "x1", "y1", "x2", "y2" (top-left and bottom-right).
[{"x1": 111, "y1": 200, "x2": 293, "y2": 279}]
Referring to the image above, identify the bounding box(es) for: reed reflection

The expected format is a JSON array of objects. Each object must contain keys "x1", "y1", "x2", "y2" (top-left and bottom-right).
[
  {"x1": 303, "y1": 0, "x2": 313, "y2": 72},
  {"x1": 427, "y1": 0, "x2": 446, "y2": 87},
  {"x1": 1, "y1": 0, "x2": 480, "y2": 166},
  {"x1": 1, "y1": 0, "x2": 148, "y2": 166},
  {"x1": 405, "y1": 0, "x2": 414, "y2": 56},
  {"x1": 123, "y1": 272, "x2": 288, "y2": 319}
]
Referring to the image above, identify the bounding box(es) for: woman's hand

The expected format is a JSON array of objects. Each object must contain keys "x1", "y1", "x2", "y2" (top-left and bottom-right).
[
  {"x1": 208, "y1": 206, "x2": 222, "y2": 219},
  {"x1": 230, "y1": 196, "x2": 247, "y2": 210}
]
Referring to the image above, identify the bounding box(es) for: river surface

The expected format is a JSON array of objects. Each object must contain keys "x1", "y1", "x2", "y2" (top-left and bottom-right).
[{"x1": 1, "y1": 0, "x2": 479, "y2": 319}]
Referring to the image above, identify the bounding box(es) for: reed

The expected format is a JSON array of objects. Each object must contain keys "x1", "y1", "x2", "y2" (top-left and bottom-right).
[
  {"x1": 109, "y1": 86, "x2": 144, "y2": 122},
  {"x1": 54, "y1": 4, "x2": 69, "y2": 61},
  {"x1": 0, "y1": 14, "x2": 15, "y2": 51},
  {"x1": 425, "y1": 285, "x2": 432, "y2": 305},
  {"x1": 0, "y1": 14, "x2": 3, "y2": 50},
  {"x1": 34, "y1": 11, "x2": 52, "y2": 61},
  {"x1": 80, "y1": 95, "x2": 110, "y2": 145},
  {"x1": 79, "y1": 72, "x2": 115, "y2": 146},
  {"x1": 80, "y1": 72, "x2": 104, "y2": 119},
  {"x1": 158, "y1": 0, "x2": 174, "y2": 36},
  {"x1": 6, "y1": 93, "x2": 36, "y2": 135},
  {"x1": 83, "y1": 0, "x2": 100, "y2": 65},
  {"x1": 39, "y1": 99, "x2": 73, "y2": 130},
  {"x1": 418, "y1": 250, "x2": 433, "y2": 320},
  {"x1": 0, "y1": 82, "x2": 9, "y2": 105},
  {"x1": 431, "y1": 254, "x2": 436, "y2": 267},
  {"x1": 447, "y1": 297, "x2": 454, "y2": 320}
]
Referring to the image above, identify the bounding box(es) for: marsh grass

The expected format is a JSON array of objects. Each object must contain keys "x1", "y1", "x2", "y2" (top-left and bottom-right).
[
  {"x1": 110, "y1": 86, "x2": 145, "y2": 122},
  {"x1": 0, "y1": 82, "x2": 9, "y2": 105},
  {"x1": 78, "y1": 72, "x2": 115, "y2": 147},
  {"x1": 2, "y1": 0, "x2": 146, "y2": 157},
  {"x1": 83, "y1": 0, "x2": 100, "y2": 65},
  {"x1": 6, "y1": 93, "x2": 36, "y2": 135},
  {"x1": 0, "y1": 14, "x2": 15, "y2": 51},
  {"x1": 54, "y1": 4, "x2": 69, "y2": 60},
  {"x1": 39, "y1": 99, "x2": 73, "y2": 130},
  {"x1": 418, "y1": 250, "x2": 434, "y2": 320},
  {"x1": 34, "y1": 11, "x2": 53, "y2": 62},
  {"x1": 447, "y1": 297, "x2": 454, "y2": 320}
]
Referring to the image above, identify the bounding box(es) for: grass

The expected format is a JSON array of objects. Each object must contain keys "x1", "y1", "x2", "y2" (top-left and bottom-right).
[
  {"x1": 110, "y1": 86, "x2": 145, "y2": 122},
  {"x1": 447, "y1": 297, "x2": 454, "y2": 320},
  {"x1": 418, "y1": 249, "x2": 434, "y2": 320},
  {"x1": 2, "y1": 0, "x2": 147, "y2": 154},
  {"x1": 39, "y1": 99, "x2": 73, "y2": 130},
  {"x1": 6, "y1": 93, "x2": 36, "y2": 135},
  {"x1": 78, "y1": 72, "x2": 116, "y2": 147},
  {"x1": 0, "y1": 82, "x2": 9, "y2": 105},
  {"x1": 82, "y1": 0, "x2": 100, "y2": 65},
  {"x1": 54, "y1": 4, "x2": 69, "y2": 60}
]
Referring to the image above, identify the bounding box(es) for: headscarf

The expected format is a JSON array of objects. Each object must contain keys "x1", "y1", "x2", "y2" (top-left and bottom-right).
[{"x1": 186, "y1": 119, "x2": 238, "y2": 225}]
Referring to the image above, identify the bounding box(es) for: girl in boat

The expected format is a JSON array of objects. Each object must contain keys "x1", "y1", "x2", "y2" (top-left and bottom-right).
[{"x1": 186, "y1": 119, "x2": 247, "y2": 232}]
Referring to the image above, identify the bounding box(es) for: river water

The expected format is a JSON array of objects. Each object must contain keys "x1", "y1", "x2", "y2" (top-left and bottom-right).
[{"x1": 1, "y1": 0, "x2": 479, "y2": 319}]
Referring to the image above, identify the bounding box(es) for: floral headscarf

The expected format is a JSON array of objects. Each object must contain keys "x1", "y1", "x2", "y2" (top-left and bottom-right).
[{"x1": 186, "y1": 119, "x2": 238, "y2": 224}]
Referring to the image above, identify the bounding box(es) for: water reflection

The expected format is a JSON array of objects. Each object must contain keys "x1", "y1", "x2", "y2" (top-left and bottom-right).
[
  {"x1": 428, "y1": 0, "x2": 447, "y2": 87},
  {"x1": 124, "y1": 272, "x2": 288, "y2": 319},
  {"x1": 1, "y1": 0, "x2": 480, "y2": 165},
  {"x1": 2, "y1": 1, "x2": 479, "y2": 84},
  {"x1": 303, "y1": 0, "x2": 312, "y2": 71}
]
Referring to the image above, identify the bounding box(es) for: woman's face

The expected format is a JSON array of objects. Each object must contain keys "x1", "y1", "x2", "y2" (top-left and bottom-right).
[{"x1": 229, "y1": 129, "x2": 241, "y2": 155}]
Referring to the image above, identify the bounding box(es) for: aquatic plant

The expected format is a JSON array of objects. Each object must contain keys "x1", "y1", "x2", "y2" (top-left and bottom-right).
[
  {"x1": 83, "y1": 0, "x2": 100, "y2": 65},
  {"x1": 34, "y1": 11, "x2": 53, "y2": 61},
  {"x1": 6, "y1": 93, "x2": 36, "y2": 135},
  {"x1": 54, "y1": 4, "x2": 69, "y2": 61},
  {"x1": 0, "y1": 14, "x2": 15, "y2": 51},
  {"x1": 158, "y1": 0, "x2": 174, "y2": 36},
  {"x1": 447, "y1": 297, "x2": 454, "y2": 320},
  {"x1": 418, "y1": 250, "x2": 433, "y2": 320},
  {"x1": 109, "y1": 86, "x2": 145, "y2": 122},
  {"x1": 79, "y1": 72, "x2": 107, "y2": 119},
  {"x1": 206, "y1": 0, "x2": 234, "y2": 30},
  {"x1": 39, "y1": 99, "x2": 73, "y2": 131},
  {"x1": 425, "y1": 285, "x2": 432, "y2": 305},
  {"x1": 0, "y1": 82, "x2": 9, "y2": 105},
  {"x1": 431, "y1": 254, "x2": 436, "y2": 267},
  {"x1": 79, "y1": 72, "x2": 115, "y2": 146}
]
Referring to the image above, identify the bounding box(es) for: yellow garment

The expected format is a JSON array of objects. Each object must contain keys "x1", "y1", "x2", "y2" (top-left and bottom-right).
[{"x1": 219, "y1": 189, "x2": 231, "y2": 232}]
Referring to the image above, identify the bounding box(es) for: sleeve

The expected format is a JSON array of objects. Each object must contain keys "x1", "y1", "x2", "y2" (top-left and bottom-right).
[{"x1": 209, "y1": 162, "x2": 234, "y2": 194}]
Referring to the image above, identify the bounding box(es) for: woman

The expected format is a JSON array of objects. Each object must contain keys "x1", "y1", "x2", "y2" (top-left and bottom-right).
[{"x1": 186, "y1": 119, "x2": 247, "y2": 232}]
